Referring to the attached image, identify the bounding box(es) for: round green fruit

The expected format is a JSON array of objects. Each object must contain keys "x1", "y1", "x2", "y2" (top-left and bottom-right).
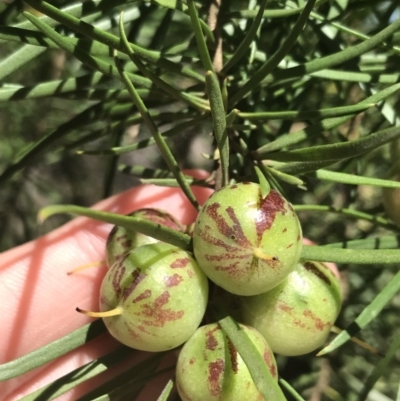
[
  {"x1": 99, "y1": 243, "x2": 208, "y2": 352},
  {"x1": 241, "y1": 260, "x2": 342, "y2": 356},
  {"x1": 105, "y1": 208, "x2": 184, "y2": 268},
  {"x1": 193, "y1": 182, "x2": 303, "y2": 295},
  {"x1": 176, "y1": 323, "x2": 278, "y2": 401}
]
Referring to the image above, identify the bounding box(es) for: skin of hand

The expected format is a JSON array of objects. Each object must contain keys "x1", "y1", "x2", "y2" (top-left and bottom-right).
[{"x1": 0, "y1": 170, "x2": 213, "y2": 401}]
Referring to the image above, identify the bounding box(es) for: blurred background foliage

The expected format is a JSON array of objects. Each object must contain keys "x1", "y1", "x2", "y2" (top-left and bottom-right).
[{"x1": 1, "y1": 0, "x2": 400, "y2": 400}]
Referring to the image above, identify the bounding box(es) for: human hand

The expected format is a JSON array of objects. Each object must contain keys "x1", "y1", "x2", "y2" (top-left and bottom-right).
[{"x1": 0, "y1": 170, "x2": 213, "y2": 400}]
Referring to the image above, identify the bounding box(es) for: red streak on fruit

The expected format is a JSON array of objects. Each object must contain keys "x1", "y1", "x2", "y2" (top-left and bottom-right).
[
  {"x1": 171, "y1": 258, "x2": 190, "y2": 268},
  {"x1": 125, "y1": 322, "x2": 142, "y2": 341},
  {"x1": 106, "y1": 226, "x2": 118, "y2": 246},
  {"x1": 206, "y1": 203, "x2": 252, "y2": 248},
  {"x1": 197, "y1": 226, "x2": 243, "y2": 253},
  {"x1": 263, "y1": 350, "x2": 277, "y2": 378},
  {"x1": 205, "y1": 252, "x2": 249, "y2": 262},
  {"x1": 303, "y1": 262, "x2": 331, "y2": 285},
  {"x1": 132, "y1": 289, "x2": 152, "y2": 303},
  {"x1": 227, "y1": 339, "x2": 238, "y2": 373},
  {"x1": 255, "y1": 190, "x2": 287, "y2": 244},
  {"x1": 140, "y1": 291, "x2": 184, "y2": 327},
  {"x1": 165, "y1": 274, "x2": 183, "y2": 287},
  {"x1": 121, "y1": 239, "x2": 132, "y2": 248},
  {"x1": 208, "y1": 358, "x2": 224, "y2": 397},
  {"x1": 303, "y1": 309, "x2": 329, "y2": 331},
  {"x1": 122, "y1": 271, "x2": 146, "y2": 301},
  {"x1": 111, "y1": 265, "x2": 126, "y2": 298},
  {"x1": 277, "y1": 302, "x2": 293, "y2": 313},
  {"x1": 206, "y1": 326, "x2": 220, "y2": 350},
  {"x1": 293, "y1": 318, "x2": 307, "y2": 329}
]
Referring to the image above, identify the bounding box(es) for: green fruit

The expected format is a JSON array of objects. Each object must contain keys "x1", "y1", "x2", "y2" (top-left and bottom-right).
[
  {"x1": 241, "y1": 260, "x2": 342, "y2": 356},
  {"x1": 105, "y1": 208, "x2": 184, "y2": 267},
  {"x1": 193, "y1": 182, "x2": 303, "y2": 295},
  {"x1": 176, "y1": 323, "x2": 278, "y2": 401},
  {"x1": 98, "y1": 243, "x2": 209, "y2": 352}
]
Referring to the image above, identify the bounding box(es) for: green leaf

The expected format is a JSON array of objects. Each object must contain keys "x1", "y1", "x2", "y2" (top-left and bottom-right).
[
  {"x1": 38, "y1": 205, "x2": 192, "y2": 251},
  {"x1": 357, "y1": 332, "x2": 400, "y2": 401},
  {"x1": 205, "y1": 71, "x2": 229, "y2": 186},
  {"x1": 264, "y1": 166, "x2": 304, "y2": 187},
  {"x1": 156, "y1": 379, "x2": 174, "y2": 401},
  {"x1": 0, "y1": 101, "x2": 118, "y2": 185},
  {"x1": 230, "y1": 0, "x2": 317, "y2": 106},
  {"x1": 19, "y1": 346, "x2": 135, "y2": 401},
  {"x1": 0, "y1": 44, "x2": 46, "y2": 81},
  {"x1": 0, "y1": 320, "x2": 106, "y2": 381},
  {"x1": 221, "y1": 0, "x2": 268, "y2": 75},
  {"x1": 301, "y1": 245, "x2": 400, "y2": 264},
  {"x1": 254, "y1": 165, "x2": 271, "y2": 198},
  {"x1": 256, "y1": 83, "x2": 400, "y2": 154},
  {"x1": 275, "y1": 160, "x2": 337, "y2": 175},
  {"x1": 313, "y1": 169, "x2": 400, "y2": 188},
  {"x1": 238, "y1": 102, "x2": 374, "y2": 121},
  {"x1": 116, "y1": 17, "x2": 200, "y2": 211},
  {"x1": 318, "y1": 270, "x2": 400, "y2": 355},
  {"x1": 294, "y1": 204, "x2": 397, "y2": 230},
  {"x1": 140, "y1": 177, "x2": 211, "y2": 188},
  {"x1": 271, "y1": 14, "x2": 400, "y2": 82},
  {"x1": 0, "y1": 72, "x2": 112, "y2": 103},
  {"x1": 279, "y1": 379, "x2": 306, "y2": 401},
  {"x1": 75, "y1": 351, "x2": 166, "y2": 401},
  {"x1": 23, "y1": 0, "x2": 205, "y2": 83},
  {"x1": 217, "y1": 315, "x2": 286, "y2": 401},
  {"x1": 324, "y1": 235, "x2": 400, "y2": 250},
  {"x1": 22, "y1": 12, "x2": 153, "y2": 89},
  {"x1": 186, "y1": 0, "x2": 213, "y2": 72},
  {"x1": 261, "y1": 125, "x2": 400, "y2": 163}
]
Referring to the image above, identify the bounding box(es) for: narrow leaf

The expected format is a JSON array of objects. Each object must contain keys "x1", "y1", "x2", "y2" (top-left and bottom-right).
[
  {"x1": 115, "y1": 18, "x2": 199, "y2": 211},
  {"x1": 22, "y1": 12, "x2": 153, "y2": 89},
  {"x1": 238, "y1": 103, "x2": 374, "y2": 121},
  {"x1": 254, "y1": 166, "x2": 271, "y2": 198},
  {"x1": 38, "y1": 205, "x2": 192, "y2": 251},
  {"x1": 279, "y1": 379, "x2": 306, "y2": 401},
  {"x1": 218, "y1": 315, "x2": 286, "y2": 401},
  {"x1": 318, "y1": 270, "x2": 400, "y2": 355},
  {"x1": 325, "y1": 235, "x2": 400, "y2": 250},
  {"x1": 19, "y1": 346, "x2": 134, "y2": 401},
  {"x1": 314, "y1": 169, "x2": 400, "y2": 188},
  {"x1": 205, "y1": 71, "x2": 229, "y2": 186},
  {"x1": 0, "y1": 44, "x2": 46, "y2": 81},
  {"x1": 256, "y1": 83, "x2": 400, "y2": 154},
  {"x1": 221, "y1": 0, "x2": 268, "y2": 75},
  {"x1": 23, "y1": 0, "x2": 205, "y2": 82},
  {"x1": 186, "y1": 0, "x2": 213, "y2": 72},
  {"x1": 0, "y1": 320, "x2": 106, "y2": 381},
  {"x1": 262, "y1": 125, "x2": 400, "y2": 163},
  {"x1": 301, "y1": 245, "x2": 400, "y2": 264},
  {"x1": 230, "y1": 0, "x2": 317, "y2": 106},
  {"x1": 293, "y1": 204, "x2": 397, "y2": 230},
  {"x1": 357, "y1": 332, "x2": 400, "y2": 401},
  {"x1": 156, "y1": 379, "x2": 174, "y2": 401}
]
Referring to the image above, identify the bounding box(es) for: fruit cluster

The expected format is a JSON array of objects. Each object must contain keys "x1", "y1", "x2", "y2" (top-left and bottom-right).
[{"x1": 79, "y1": 183, "x2": 342, "y2": 400}]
